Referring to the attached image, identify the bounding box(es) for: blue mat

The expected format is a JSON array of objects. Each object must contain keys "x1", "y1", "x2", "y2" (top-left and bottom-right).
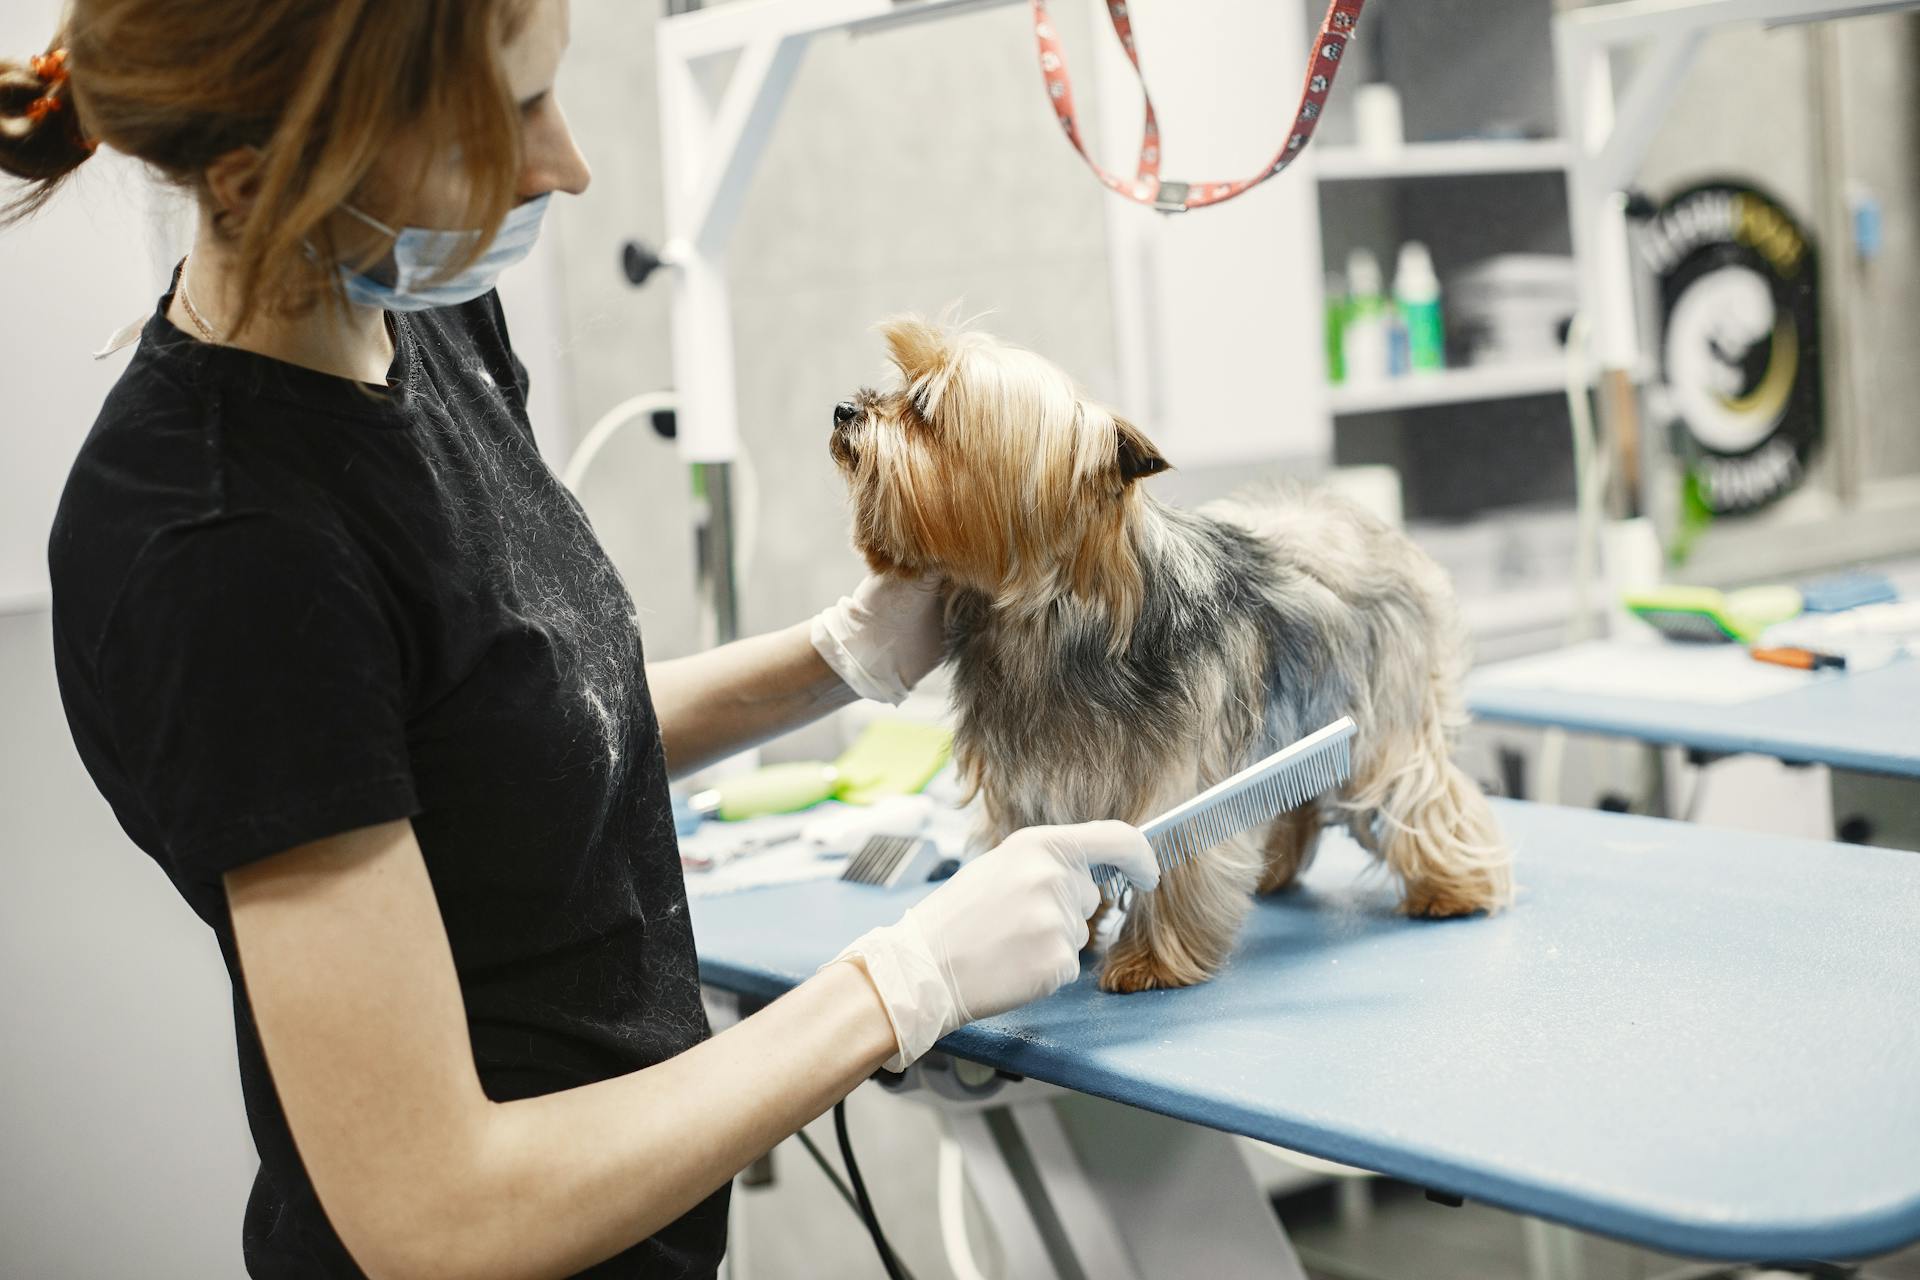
[{"x1": 689, "y1": 800, "x2": 1920, "y2": 1261}]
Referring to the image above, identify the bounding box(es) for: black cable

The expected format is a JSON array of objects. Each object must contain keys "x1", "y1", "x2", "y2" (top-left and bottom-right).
[
  {"x1": 792, "y1": 1128, "x2": 860, "y2": 1216},
  {"x1": 791, "y1": 1117, "x2": 918, "y2": 1280},
  {"x1": 833, "y1": 1100, "x2": 913, "y2": 1280}
]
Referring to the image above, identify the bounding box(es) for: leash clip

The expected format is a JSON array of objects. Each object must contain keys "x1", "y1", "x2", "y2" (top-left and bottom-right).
[{"x1": 1153, "y1": 180, "x2": 1190, "y2": 214}]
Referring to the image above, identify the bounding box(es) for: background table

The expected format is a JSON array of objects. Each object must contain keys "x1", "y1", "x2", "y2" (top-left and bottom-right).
[{"x1": 1467, "y1": 644, "x2": 1920, "y2": 777}]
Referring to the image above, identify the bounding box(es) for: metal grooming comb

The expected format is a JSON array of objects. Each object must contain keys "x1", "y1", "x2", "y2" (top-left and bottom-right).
[
  {"x1": 842, "y1": 834, "x2": 941, "y2": 888},
  {"x1": 1093, "y1": 716, "x2": 1357, "y2": 898}
]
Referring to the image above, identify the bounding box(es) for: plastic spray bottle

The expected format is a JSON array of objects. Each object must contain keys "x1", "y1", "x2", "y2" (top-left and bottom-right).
[
  {"x1": 1341, "y1": 249, "x2": 1389, "y2": 386},
  {"x1": 1393, "y1": 241, "x2": 1444, "y2": 373},
  {"x1": 1324, "y1": 272, "x2": 1348, "y2": 385}
]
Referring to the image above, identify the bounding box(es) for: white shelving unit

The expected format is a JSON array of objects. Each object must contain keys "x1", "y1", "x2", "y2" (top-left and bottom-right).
[
  {"x1": 1300, "y1": 3, "x2": 1585, "y2": 658},
  {"x1": 1314, "y1": 139, "x2": 1573, "y2": 182},
  {"x1": 1325, "y1": 360, "x2": 1571, "y2": 416}
]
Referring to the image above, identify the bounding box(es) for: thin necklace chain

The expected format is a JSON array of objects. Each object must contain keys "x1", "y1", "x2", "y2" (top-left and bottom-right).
[{"x1": 177, "y1": 258, "x2": 222, "y2": 343}]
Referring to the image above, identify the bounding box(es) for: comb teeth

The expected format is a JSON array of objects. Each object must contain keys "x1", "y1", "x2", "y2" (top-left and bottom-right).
[
  {"x1": 843, "y1": 834, "x2": 927, "y2": 887},
  {"x1": 1090, "y1": 717, "x2": 1356, "y2": 898},
  {"x1": 1641, "y1": 610, "x2": 1735, "y2": 643}
]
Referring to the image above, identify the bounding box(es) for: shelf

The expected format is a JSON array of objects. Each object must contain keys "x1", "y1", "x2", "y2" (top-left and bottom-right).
[
  {"x1": 1313, "y1": 140, "x2": 1572, "y2": 182},
  {"x1": 1326, "y1": 361, "x2": 1571, "y2": 415}
]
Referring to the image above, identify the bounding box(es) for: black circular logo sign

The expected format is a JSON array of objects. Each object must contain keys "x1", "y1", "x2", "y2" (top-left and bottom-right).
[{"x1": 1643, "y1": 181, "x2": 1822, "y2": 516}]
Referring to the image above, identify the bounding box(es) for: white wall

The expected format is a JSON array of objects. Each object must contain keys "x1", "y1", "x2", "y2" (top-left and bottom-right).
[
  {"x1": 1, "y1": 21, "x2": 256, "y2": 1277},
  {"x1": 3, "y1": 3, "x2": 182, "y2": 608},
  {"x1": 0, "y1": 163, "x2": 168, "y2": 609},
  {"x1": 0, "y1": 609, "x2": 258, "y2": 1278}
]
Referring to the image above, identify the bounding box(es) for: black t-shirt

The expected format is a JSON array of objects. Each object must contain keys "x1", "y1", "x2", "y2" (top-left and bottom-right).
[{"x1": 48, "y1": 279, "x2": 728, "y2": 1278}]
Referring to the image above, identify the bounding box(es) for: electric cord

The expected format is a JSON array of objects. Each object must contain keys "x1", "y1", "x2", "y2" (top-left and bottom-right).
[
  {"x1": 789, "y1": 1119, "x2": 919, "y2": 1280},
  {"x1": 559, "y1": 390, "x2": 761, "y2": 596},
  {"x1": 833, "y1": 1100, "x2": 914, "y2": 1280},
  {"x1": 792, "y1": 1127, "x2": 861, "y2": 1217}
]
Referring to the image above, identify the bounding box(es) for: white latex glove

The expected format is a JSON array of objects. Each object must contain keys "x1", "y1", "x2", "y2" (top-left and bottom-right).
[
  {"x1": 810, "y1": 572, "x2": 946, "y2": 705},
  {"x1": 829, "y1": 821, "x2": 1160, "y2": 1071}
]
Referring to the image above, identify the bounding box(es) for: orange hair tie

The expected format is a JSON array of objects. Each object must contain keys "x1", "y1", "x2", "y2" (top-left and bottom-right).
[
  {"x1": 29, "y1": 49, "x2": 70, "y2": 85},
  {"x1": 25, "y1": 95, "x2": 64, "y2": 123}
]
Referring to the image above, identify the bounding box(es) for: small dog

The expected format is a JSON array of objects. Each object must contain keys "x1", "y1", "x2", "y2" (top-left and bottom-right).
[{"x1": 829, "y1": 318, "x2": 1512, "y2": 992}]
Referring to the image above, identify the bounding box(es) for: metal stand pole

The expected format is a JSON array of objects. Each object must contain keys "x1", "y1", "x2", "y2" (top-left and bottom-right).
[
  {"x1": 881, "y1": 1054, "x2": 1309, "y2": 1280},
  {"x1": 693, "y1": 460, "x2": 741, "y2": 646}
]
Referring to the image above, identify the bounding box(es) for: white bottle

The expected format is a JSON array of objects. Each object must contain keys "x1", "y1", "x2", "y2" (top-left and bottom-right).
[
  {"x1": 1341, "y1": 249, "x2": 1389, "y2": 386},
  {"x1": 1354, "y1": 83, "x2": 1405, "y2": 157}
]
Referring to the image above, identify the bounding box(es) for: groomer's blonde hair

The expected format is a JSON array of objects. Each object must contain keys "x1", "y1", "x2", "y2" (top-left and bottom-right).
[{"x1": 0, "y1": 0, "x2": 532, "y2": 333}]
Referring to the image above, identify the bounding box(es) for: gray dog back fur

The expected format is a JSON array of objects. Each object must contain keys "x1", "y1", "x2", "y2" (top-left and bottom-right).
[{"x1": 946, "y1": 484, "x2": 1459, "y2": 839}]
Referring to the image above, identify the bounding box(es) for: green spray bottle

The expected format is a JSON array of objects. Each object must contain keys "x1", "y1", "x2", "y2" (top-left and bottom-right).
[{"x1": 1393, "y1": 241, "x2": 1445, "y2": 373}]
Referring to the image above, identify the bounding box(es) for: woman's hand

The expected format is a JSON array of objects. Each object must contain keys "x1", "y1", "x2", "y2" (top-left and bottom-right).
[
  {"x1": 831, "y1": 821, "x2": 1160, "y2": 1069},
  {"x1": 809, "y1": 571, "x2": 946, "y2": 705}
]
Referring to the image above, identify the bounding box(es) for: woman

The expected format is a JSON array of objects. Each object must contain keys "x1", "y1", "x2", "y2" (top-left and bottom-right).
[{"x1": 0, "y1": 3, "x2": 1156, "y2": 1276}]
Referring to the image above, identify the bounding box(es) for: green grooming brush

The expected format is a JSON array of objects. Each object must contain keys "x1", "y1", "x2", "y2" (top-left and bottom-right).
[
  {"x1": 689, "y1": 762, "x2": 843, "y2": 822},
  {"x1": 1624, "y1": 585, "x2": 1803, "y2": 644},
  {"x1": 687, "y1": 721, "x2": 953, "y2": 821},
  {"x1": 830, "y1": 719, "x2": 952, "y2": 805}
]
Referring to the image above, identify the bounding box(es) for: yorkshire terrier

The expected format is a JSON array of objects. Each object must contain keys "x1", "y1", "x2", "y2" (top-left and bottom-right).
[{"x1": 829, "y1": 318, "x2": 1512, "y2": 992}]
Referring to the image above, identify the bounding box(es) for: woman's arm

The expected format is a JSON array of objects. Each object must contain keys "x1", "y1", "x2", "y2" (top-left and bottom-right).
[
  {"x1": 229, "y1": 814, "x2": 1155, "y2": 1280},
  {"x1": 228, "y1": 816, "x2": 895, "y2": 1280},
  {"x1": 647, "y1": 620, "x2": 858, "y2": 778},
  {"x1": 648, "y1": 574, "x2": 946, "y2": 778}
]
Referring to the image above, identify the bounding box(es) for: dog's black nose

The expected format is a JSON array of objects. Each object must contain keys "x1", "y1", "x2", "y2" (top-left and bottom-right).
[{"x1": 833, "y1": 401, "x2": 858, "y2": 428}]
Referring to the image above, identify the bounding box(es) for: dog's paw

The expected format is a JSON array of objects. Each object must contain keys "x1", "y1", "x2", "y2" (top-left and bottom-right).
[
  {"x1": 1099, "y1": 947, "x2": 1202, "y2": 993},
  {"x1": 1401, "y1": 874, "x2": 1504, "y2": 919}
]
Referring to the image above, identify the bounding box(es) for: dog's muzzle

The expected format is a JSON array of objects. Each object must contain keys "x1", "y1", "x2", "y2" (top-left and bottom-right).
[{"x1": 830, "y1": 401, "x2": 859, "y2": 467}]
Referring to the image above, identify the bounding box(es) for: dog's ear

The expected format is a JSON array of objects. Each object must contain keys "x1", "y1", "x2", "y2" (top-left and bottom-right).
[
  {"x1": 880, "y1": 317, "x2": 960, "y2": 413},
  {"x1": 1115, "y1": 417, "x2": 1171, "y2": 484}
]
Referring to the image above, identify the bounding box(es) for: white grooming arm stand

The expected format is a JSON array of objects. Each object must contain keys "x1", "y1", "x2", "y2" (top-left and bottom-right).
[
  {"x1": 655, "y1": 0, "x2": 1027, "y2": 470},
  {"x1": 654, "y1": 0, "x2": 1027, "y2": 643}
]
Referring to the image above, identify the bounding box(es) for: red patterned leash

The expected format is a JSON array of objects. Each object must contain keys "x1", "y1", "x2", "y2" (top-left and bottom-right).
[{"x1": 1032, "y1": 0, "x2": 1366, "y2": 213}]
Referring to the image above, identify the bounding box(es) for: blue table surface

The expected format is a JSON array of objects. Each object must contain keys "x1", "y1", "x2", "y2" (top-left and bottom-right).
[
  {"x1": 689, "y1": 800, "x2": 1920, "y2": 1262},
  {"x1": 1467, "y1": 648, "x2": 1920, "y2": 777}
]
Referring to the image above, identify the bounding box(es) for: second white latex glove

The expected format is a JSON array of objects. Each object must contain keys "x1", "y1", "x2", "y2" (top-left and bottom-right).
[
  {"x1": 810, "y1": 572, "x2": 945, "y2": 705},
  {"x1": 830, "y1": 821, "x2": 1159, "y2": 1071}
]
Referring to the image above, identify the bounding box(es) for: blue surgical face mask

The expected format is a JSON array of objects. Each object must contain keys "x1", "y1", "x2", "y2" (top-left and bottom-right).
[{"x1": 335, "y1": 193, "x2": 550, "y2": 311}]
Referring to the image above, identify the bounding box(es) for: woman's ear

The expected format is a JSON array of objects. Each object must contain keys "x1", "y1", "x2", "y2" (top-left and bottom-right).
[
  {"x1": 1115, "y1": 417, "x2": 1171, "y2": 483},
  {"x1": 203, "y1": 146, "x2": 265, "y2": 229}
]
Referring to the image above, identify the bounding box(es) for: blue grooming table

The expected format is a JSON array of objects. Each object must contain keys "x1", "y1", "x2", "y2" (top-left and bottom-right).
[
  {"x1": 1467, "y1": 645, "x2": 1920, "y2": 778},
  {"x1": 690, "y1": 800, "x2": 1920, "y2": 1263}
]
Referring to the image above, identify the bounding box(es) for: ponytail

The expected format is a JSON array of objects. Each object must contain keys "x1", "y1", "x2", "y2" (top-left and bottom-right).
[{"x1": 1, "y1": 42, "x2": 97, "y2": 224}]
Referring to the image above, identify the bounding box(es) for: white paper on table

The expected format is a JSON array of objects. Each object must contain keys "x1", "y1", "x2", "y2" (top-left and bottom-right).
[
  {"x1": 684, "y1": 841, "x2": 847, "y2": 898},
  {"x1": 1475, "y1": 640, "x2": 1818, "y2": 705},
  {"x1": 680, "y1": 791, "x2": 979, "y2": 899}
]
